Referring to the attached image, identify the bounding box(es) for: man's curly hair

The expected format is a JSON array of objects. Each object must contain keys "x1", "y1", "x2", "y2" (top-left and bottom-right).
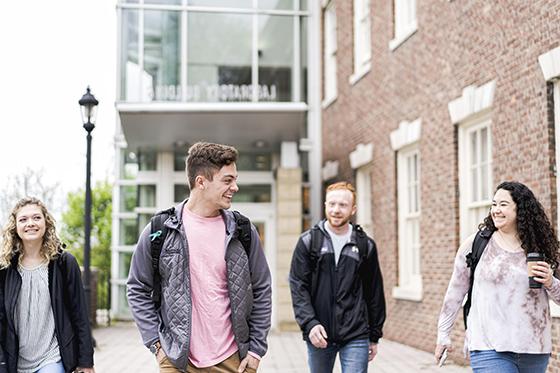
[{"x1": 480, "y1": 181, "x2": 559, "y2": 269}]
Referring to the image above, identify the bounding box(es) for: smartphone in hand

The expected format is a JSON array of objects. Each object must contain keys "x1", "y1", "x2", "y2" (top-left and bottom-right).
[{"x1": 438, "y1": 348, "x2": 448, "y2": 367}]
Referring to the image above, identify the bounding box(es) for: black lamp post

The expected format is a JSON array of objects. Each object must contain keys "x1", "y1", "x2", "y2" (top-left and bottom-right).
[{"x1": 79, "y1": 87, "x2": 99, "y2": 326}]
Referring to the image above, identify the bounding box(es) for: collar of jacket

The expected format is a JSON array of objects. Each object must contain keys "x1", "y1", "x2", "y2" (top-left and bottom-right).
[{"x1": 318, "y1": 219, "x2": 358, "y2": 245}]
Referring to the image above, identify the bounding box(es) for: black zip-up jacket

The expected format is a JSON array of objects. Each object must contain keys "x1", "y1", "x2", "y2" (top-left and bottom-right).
[
  {"x1": 0, "y1": 251, "x2": 94, "y2": 373},
  {"x1": 289, "y1": 221, "x2": 386, "y2": 344}
]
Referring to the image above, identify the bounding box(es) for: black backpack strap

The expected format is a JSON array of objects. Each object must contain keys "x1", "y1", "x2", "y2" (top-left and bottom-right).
[
  {"x1": 309, "y1": 226, "x2": 324, "y2": 297},
  {"x1": 232, "y1": 211, "x2": 252, "y2": 258},
  {"x1": 462, "y1": 228, "x2": 493, "y2": 329},
  {"x1": 150, "y1": 207, "x2": 174, "y2": 309}
]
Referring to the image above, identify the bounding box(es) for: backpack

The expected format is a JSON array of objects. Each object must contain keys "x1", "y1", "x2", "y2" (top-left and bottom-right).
[
  {"x1": 309, "y1": 224, "x2": 369, "y2": 296},
  {"x1": 462, "y1": 228, "x2": 493, "y2": 329},
  {"x1": 149, "y1": 207, "x2": 253, "y2": 309}
]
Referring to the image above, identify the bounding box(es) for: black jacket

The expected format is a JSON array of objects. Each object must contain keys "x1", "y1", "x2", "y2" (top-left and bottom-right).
[
  {"x1": 289, "y1": 221, "x2": 386, "y2": 344},
  {"x1": 0, "y1": 251, "x2": 94, "y2": 373}
]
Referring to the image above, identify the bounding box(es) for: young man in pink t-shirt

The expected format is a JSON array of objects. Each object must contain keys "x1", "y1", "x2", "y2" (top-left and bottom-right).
[{"x1": 127, "y1": 142, "x2": 272, "y2": 372}]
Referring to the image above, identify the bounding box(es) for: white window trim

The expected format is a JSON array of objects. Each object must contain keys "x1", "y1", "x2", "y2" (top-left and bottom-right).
[
  {"x1": 322, "y1": 160, "x2": 339, "y2": 181},
  {"x1": 350, "y1": 142, "x2": 374, "y2": 169},
  {"x1": 539, "y1": 46, "x2": 560, "y2": 317},
  {"x1": 391, "y1": 118, "x2": 422, "y2": 301},
  {"x1": 448, "y1": 81, "x2": 496, "y2": 125},
  {"x1": 349, "y1": 0, "x2": 371, "y2": 85},
  {"x1": 323, "y1": 2, "x2": 338, "y2": 107},
  {"x1": 389, "y1": 0, "x2": 417, "y2": 51},
  {"x1": 457, "y1": 116, "x2": 493, "y2": 242}
]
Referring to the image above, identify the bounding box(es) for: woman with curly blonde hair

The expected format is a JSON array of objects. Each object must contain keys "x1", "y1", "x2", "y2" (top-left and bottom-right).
[{"x1": 0, "y1": 197, "x2": 95, "y2": 373}]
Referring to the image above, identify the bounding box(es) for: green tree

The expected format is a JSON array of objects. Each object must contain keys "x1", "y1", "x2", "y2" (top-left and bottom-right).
[{"x1": 59, "y1": 181, "x2": 112, "y2": 310}]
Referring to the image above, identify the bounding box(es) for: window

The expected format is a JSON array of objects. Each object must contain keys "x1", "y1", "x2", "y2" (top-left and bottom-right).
[
  {"x1": 459, "y1": 120, "x2": 492, "y2": 241},
  {"x1": 448, "y1": 81, "x2": 495, "y2": 242},
  {"x1": 389, "y1": 0, "x2": 417, "y2": 50},
  {"x1": 394, "y1": 146, "x2": 421, "y2": 300},
  {"x1": 350, "y1": 0, "x2": 371, "y2": 84},
  {"x1": 323, "y1": 2, "x2": 337, "y2": 105},
  {"x1": 355, "y1": 167, "x2": 373, "y2": 236},
  {"x1": 390, "y1": 119, "x2": 422, "y2": 300}
]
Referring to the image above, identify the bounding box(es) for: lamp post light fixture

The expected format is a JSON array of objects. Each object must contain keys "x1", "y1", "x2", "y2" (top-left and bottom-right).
[{"x1": 79, "y1": 86, "x2": 99, "y2": 327}]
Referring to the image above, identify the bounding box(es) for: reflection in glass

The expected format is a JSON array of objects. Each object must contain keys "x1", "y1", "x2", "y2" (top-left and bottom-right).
[
  {"x1": 138, "y1": 149, "x2": 157, "y2": 170},
  {"x1": 118, "y1": 252, "x2": 133, "y2": 279},
  {"x1": 145, "y1": 0, "x2": 181, "y2": 4},
  {"x1": 234, "y1": 185, "x2": 272, "y2": 203},
  {"x1": 258, "y1": 15, "x2": 293, "y2": 102},
  {"x1": 187, "y1": 12, "x2": 252, "y2": 102},
  {"x1": 237, "y1": 153, "x2": 272, "y2": 171},
  {"x1": 144, "y1": 10, "x2": 181, "y2": 101},
  {"x1": 120, "y1": 186, "x2": 137, "y2": 212},
  {"x1": 174, "y1": 184, "x2": 190, "y2": 202},
  {"x1": 174, "y1": 147, "x2": 188, "y2": 171},
  {"x1": 120, "y1": 10, "x2": 139, "y2": 101},
  {"x1": 139, "y1": 185, "x2": 157, "y2": 207},
  {"x1": 188, "y1": 0, "x2": 251, "y2": 7},
  {"x1": 300, "y1": 16, "x2": 308, "y2": 102},
  {"x1": 120, "y1": 219, "x2": 138, "y2": 245},
  {"x1": 120, "y1": 150, "x2": 139, "y2": 180},
  {"x1": 258, "y1": 0, "x2": 294, "y2": 10}
]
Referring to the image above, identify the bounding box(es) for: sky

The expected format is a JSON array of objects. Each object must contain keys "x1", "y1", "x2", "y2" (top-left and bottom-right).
[{"x1": 0, "y1": 1, "x2": 117, "y2": 210}]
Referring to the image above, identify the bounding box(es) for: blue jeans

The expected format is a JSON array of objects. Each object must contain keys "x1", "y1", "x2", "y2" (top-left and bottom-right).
[
  {"x1": 470, "y1": 350, "x2": 550, "y2": 373},
  {"x1": 35, "y1": 361, "x2": 65, "y2": 373},
  {"x1": 307, "y1": 338, "x2": 369, "y2": 373}
]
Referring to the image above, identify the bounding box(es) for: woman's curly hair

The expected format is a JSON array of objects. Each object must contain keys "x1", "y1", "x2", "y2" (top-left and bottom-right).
[
  {"x1": 480, "y1": 181, "x2": 560, "y2": 269},
  {"x1": 0, "y1": 197, "x2": 62, "y2": 269}
]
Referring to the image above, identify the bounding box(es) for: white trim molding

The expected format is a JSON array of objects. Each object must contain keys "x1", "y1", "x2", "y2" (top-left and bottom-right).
[
  {"x1": 538, "y1": 46, "x2": 560, "y2": 81},
  {"x1": 448, "y1": 80, "x2": 496, "y2": 124},
  {"x1": 390, "y1": 118, "x2": 422, "y2": 151},
  {"x1": 322, "y1": 160, "x2": 339, "y2": 181},
  {"x1": 350, "y1": 142, "x2": 374, "y2": 169}
]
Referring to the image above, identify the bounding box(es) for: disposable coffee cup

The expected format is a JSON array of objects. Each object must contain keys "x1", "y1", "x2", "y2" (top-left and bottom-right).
[{"x1": 527, "y1": 252, "x2": 544, "y2": 289}]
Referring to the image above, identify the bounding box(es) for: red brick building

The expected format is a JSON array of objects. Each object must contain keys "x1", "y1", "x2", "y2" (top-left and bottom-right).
[{"x1": 319, "y1": 0, "x2": 560, "y2": 370}]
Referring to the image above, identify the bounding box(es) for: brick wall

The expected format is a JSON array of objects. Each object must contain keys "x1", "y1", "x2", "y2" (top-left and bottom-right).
[{"x1": 321, "y1": 1, "x2": 560, "y2": 370}]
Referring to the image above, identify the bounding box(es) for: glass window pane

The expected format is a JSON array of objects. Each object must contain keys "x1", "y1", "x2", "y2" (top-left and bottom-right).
[
  {"x1": 144, "y1": 10, "x2": 181, "y2": 102},
  {"x1": 470, "y1": 131, "x2": 478, "y2": 166},
  {"x1": 139, "y1": 185, "x2": 157, "y2": 207},
  {"x1": 481, "y1": 164, "x2": 488, "y2": 199},
  {"x1": 174, "y1": 147, "x2": 187, "y2": 171},
  {"x1": 237, "y1": 152, "x2": 272, "y2": 171},
  {"x1": 174, "y1": 184, "x2": 189, "y2": 202},
  {"x1": 188, "y1": 0, "x2": 252, "y2": 7},
  {"x1": 234, "y1": 185, "x2": 272, "y2": 203},
  {"x1": 120, "y1": 185, "x2": 137, "y2": 212},
  {"x1": 120, "y1": 10, "x2": 139, "y2": 101},
  {"x1": 118, "y1": 285, "x2": 130, "y2": 314},
  {"x1": 259, "y1": 0, "x2": 295, "y2": 10},
  {"x1": 138, "y1": 213, "x2": 152, "y2": 232},
  {"x1": 120, "y1": 219, "x2": 139, "y2": 245},
  {"x1": 118, "y1": 252, "x2": 133, "y2": 279},
  {"x1": 480, "y1": 127, "x2": 488, "y2": 161},
  {"x1": 258, "y1": 15, "x2": 293, "y2": 102},
  {"x1": 120, "y1": 150, "x2": 139, "y2": 180},
  {"x1": 301, "y1": 16, "x2": 308, "y2": 102},
  {"x1": 471, "y1": 168, "x2": 478, "y2": 202},
  {"x1": 138, "y1": 149, "x2": 157, "y2": 170},
  {"x1": 145, "y1": 0, "x2": 181, "y2": 4},
  {"x1": 187, "y1": 13, "x2": 252, "y2": 102}
]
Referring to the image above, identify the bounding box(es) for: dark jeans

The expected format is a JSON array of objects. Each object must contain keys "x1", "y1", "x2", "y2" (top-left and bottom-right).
[{"x1": 306, "y1": 338, "x2": 369, "y2": 373}]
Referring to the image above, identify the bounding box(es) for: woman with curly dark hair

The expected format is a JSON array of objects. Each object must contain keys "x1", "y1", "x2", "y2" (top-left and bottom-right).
[
  {"x1": 435, "y1": 181, "x2": 560, "y2": 373},
  {"x1": 0, "y1": 197, "x2": 95, "y2": 373}
]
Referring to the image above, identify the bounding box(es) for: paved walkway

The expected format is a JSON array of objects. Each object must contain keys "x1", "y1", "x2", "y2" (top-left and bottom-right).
[{"x1": 93, "y1": 322, "x2": 470, "y2": 372}]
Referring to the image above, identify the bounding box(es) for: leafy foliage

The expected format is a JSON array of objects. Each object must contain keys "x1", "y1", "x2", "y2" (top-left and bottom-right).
[{"x1": 60, "y1": 181, "x2": 112, "y2": 310}]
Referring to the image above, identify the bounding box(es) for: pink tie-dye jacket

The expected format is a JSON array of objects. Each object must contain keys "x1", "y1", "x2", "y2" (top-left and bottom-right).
[{"x1": 437, "y1": 234, "x2": 560, "y2": 354}]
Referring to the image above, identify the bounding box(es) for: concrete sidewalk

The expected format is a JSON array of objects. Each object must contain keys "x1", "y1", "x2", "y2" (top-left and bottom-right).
[{"x1": 93, "y1": 322, "x2": 469, "y2": 372}]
